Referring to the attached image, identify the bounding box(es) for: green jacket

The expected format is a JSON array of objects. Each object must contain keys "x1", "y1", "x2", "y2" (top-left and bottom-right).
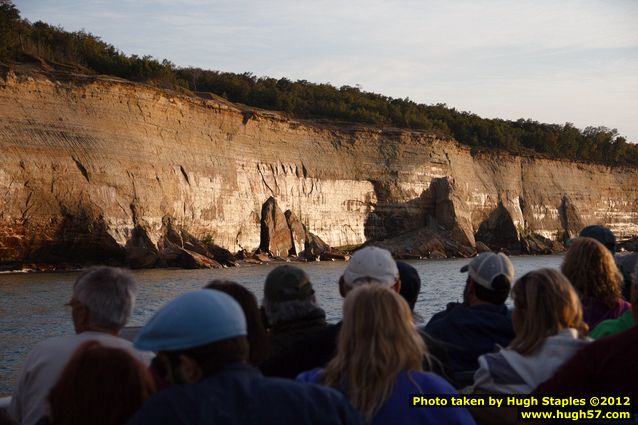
[{"x1": 589, "y1": 310, "x2": 635, "y2": 340}]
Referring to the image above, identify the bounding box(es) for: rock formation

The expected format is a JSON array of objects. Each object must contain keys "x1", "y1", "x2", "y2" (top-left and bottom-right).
[
  {"x1": 1, "y1": 66, "x2": 638, "y2": 269},
  {"x1": 259, "y1": 196, "x2": 293, "y2": 257}
]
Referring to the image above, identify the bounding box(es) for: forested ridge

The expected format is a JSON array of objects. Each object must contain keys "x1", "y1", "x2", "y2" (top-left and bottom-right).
[{"x1": 1, "y1": 1, "x2": 636, "y2": 165}]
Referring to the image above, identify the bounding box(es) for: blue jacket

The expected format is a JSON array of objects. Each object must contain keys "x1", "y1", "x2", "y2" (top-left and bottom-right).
[
  {"x1": 297, "y1": 369, "x2": 476, "y2": 425},
  {"x1": 127, "y1": 363, "x2": 363, "y2": 425},
  {"x1": 424, "y1": 302, "x2": 514, "y2": 373}
]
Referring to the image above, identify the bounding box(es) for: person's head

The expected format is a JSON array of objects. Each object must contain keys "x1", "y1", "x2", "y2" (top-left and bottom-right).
[
  {"x1": 135, "y1": 290, "x2": 248, "y2": 385},
  {"x1": 397, "y1": 261, "x2": 421, "y2": 312},
  {"x1": 47, "y1": 341, "x2": 154, "y2": 425},
  {"x1": 561, "y1": 237, "x2": 623, "y2": 305},
  {"x1": 323, "y1": 285, "x2": 427, "y2": 422},
  {"x1": 509, "y1": 268, "x2": 588, "y2": 355},
  {"x1": 339, "y1": 246, "x2": 400, "y2": 297},
  {"x1": 204, "y1": 280, "x2": 270, "y2": 365},
  {"x1": 579, "y1": 225, "x2": 617, "y2": 253},
  {"x1": 261, "y1": 265, "x2": 324, "y2": 328},
  {"x1": 461, "y1": 252, "x2": 514, "y2": 306},
  {"x1": 69, "y1": 266, "x2": 137, "y2": 334}
]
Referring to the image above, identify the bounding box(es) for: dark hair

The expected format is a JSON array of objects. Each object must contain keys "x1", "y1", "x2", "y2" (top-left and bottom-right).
[
  {"x1": 473, "y1": 275, "x2": 511, "y2": 305},
  {"x1": 397, "y1": 261, "x2": 421, "y2": 312},
  {"x1": 204, "y1": 280, "x2": 270, "y2": 364},
  {"x1": 48, "y1": 341, "x2": 154, "y2": 425},
  {"x1": 159, "y1": 336, "x2": 249, "y2": 379}
]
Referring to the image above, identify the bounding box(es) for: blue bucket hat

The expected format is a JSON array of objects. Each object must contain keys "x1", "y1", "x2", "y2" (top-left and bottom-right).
[{"x1": 134, "y1": 290, "x2": 247, "y2": 352}]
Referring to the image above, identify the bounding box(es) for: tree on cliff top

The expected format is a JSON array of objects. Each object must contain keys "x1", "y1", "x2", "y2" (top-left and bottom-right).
[
  {"x1": 0, "y1": 0, "x2": 20, "y2": 57},
  {"x1": 1, "y1": 1, "x2": 636, "y2": 165}
]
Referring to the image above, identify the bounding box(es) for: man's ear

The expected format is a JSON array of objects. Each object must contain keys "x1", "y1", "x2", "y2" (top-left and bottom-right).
[
  {"x1": 391, "y1": 278, "x2": 401, "y2": 294},
  {"x1": 72, "y1": 303, "x2": 91, "y2": 334},
  {"x1": 338, "y1": 276, "x2": 347, "y2": 298},
  {"x1": 178, "y1": 355, "x2": 203, "y2": 384}
]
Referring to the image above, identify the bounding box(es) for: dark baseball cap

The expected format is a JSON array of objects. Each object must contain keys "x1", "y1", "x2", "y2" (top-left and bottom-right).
[{"x1": 264, "y1": 265, "x2": 315, "y2": 303}]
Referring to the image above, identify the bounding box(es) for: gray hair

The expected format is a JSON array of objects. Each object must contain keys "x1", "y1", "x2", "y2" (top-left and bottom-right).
[
  {"x1": 262, "y1": 297, "x2": 324, "y2": 326},
  {"x1": 73, "y1": 266, "x2": 137, "y2": 330}
]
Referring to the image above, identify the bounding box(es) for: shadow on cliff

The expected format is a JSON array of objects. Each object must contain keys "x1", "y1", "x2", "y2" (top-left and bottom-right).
[
  {"x1": 29, "y1": 211, "x2": 125, "y2": 267},
  {"x1": 363, "y1": 178, "x2": 477, "y2": 259},
  {"x1": 363, "y1": 178, "x2": 570, "y2": 258},
  {"x1": 475, "y1": 200, "x2": 568, "y2": 255},
  {"x1": 124, "y1": 216, "x2": 237, "y2": 269},
  {"x1": 22, "y1": 209, "x2": 237, "y2": 270}
]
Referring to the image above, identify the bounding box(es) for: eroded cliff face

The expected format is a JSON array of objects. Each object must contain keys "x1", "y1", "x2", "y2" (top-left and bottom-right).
[{"x1": 1, "y1": 68, "x2": 637, "y2": 268}]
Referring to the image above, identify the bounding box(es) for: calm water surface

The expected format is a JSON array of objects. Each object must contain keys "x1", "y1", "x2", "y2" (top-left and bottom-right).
[{"x1": 0, "y1": 255, "x2": 563, "y2": 395}]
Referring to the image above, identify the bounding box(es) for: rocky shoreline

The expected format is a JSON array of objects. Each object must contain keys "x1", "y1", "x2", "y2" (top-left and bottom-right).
[{"x1": 0, "y1": 193, "x2": 572, "y2": 274}]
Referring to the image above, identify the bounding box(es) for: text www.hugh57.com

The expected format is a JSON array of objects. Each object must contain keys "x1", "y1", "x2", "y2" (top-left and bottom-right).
[{"x1": 519, "y1": 409, "x2": 631, "y2": 421}]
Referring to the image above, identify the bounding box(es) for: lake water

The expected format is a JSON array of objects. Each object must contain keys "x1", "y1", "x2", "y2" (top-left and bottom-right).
[{"x1": 0, "y1": 255, "x2": 563, "y2": 395}]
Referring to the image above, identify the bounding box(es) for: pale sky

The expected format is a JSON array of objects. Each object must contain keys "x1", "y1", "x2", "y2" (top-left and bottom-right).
[{"x1": 15, "y1": 0, "x2": 638, "y2": 142}]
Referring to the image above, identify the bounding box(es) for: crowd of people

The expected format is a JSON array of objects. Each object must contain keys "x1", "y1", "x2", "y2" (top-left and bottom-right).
[{"x1": 3, "y1": 225, "x2": 638, "y2": 425}]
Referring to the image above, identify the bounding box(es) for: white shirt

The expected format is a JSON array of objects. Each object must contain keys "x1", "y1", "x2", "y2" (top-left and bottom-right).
[
  {"x1": 472, "y1": 328, "x2": 590, "y2": 394},
  {"x1": 9, "y1": 331, "x2": 154, "y2": 425}
]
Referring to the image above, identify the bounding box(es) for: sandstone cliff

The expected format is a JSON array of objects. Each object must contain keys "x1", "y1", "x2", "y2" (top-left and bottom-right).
[{"x1": 1, "y1": 67, "x2": 637, "y2": 269}]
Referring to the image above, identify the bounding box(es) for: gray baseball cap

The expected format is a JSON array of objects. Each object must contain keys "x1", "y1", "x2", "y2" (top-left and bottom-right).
[{"x1": 461, "y1": 252, "x2": 514, "y2": 290}]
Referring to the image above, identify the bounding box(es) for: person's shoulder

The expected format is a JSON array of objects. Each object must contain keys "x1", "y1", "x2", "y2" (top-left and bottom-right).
[
  {"x1": 426, "y1": 303, "x2": 501, "y2": 333},
  {"x1": 32, "y1": 333, "x2": 78, "y2": 348},
  {"x1": 594, "y1": 323, "x2": 638, "y2": 345},
  {"x1": 478, "y1": 349, "x2": 507, "y2": 366},
  {"x1": 470, "y1": 302, "x2": 509, "y2": 315},
  {"x1": 316, "y1": 322, "x2": 342, "y2": 338},
  {"x1": 35, "y1": 331, "x2": 131, "y2": 350},
  {"x1": 30, "y1": 332, "x2": 155, "y2": 367},
  {"x1": 467, "y1": 304, "x2": 513, "y2": 328},
  {"x1": 425, "y1": 303, "x2": 463, "y2": 328},
  {"x1": 286, "y1": 322, "x2": 340, "y2": 347},
  {"x1": 405, "y1": 370, "x2": 458, "y2": 393},
  {"x1": 26, "y1": 333, "x2": 84, "y2": 360},
  {"x1": 80, "y1": 332, "x2": 154, "y2": 364},
  {"x1": 127, "y1": 383, "x2": 191, "y2": 425},
  {"x1": 261, "y1": 373, "x2": 342, "y2": 401},
  {"x1": 589, "y1": 317, "x2": 621, "y2": 339},
  {"x1": 263, "y1": 372, "x2": 328, "y2": 393},
  {"x1": 125, "y1": 392, "x2": 178, "y2": 425},
  {"x1": 296, "y1": 367, "x2": 324, "y2": 383},
  {"x1": 259, "y1": 374, "x2": 362, "y2": 417},
  {"x1": 549, "y1": 326, "x2": 630, "y2": 368}
]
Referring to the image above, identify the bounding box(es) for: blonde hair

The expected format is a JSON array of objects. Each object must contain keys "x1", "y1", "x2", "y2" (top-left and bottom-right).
[
  {"x1": 322, "y1": 285, "x2": 427, "y2": 422},
  {"x1": 561, "y1": 237, "x2": 623, "y2": 305},
  {"x1": 509, "y1": 268, "x2": 588, "y2": 355}
]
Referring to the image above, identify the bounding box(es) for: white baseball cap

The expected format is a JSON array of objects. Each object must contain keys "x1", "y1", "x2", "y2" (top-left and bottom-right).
[
  {"x1": 342, "y1": 246, "x2": 399, "y2": 287},
  {"x1": 460, "y1": 252, "x2": 514, "y2": 290}
]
